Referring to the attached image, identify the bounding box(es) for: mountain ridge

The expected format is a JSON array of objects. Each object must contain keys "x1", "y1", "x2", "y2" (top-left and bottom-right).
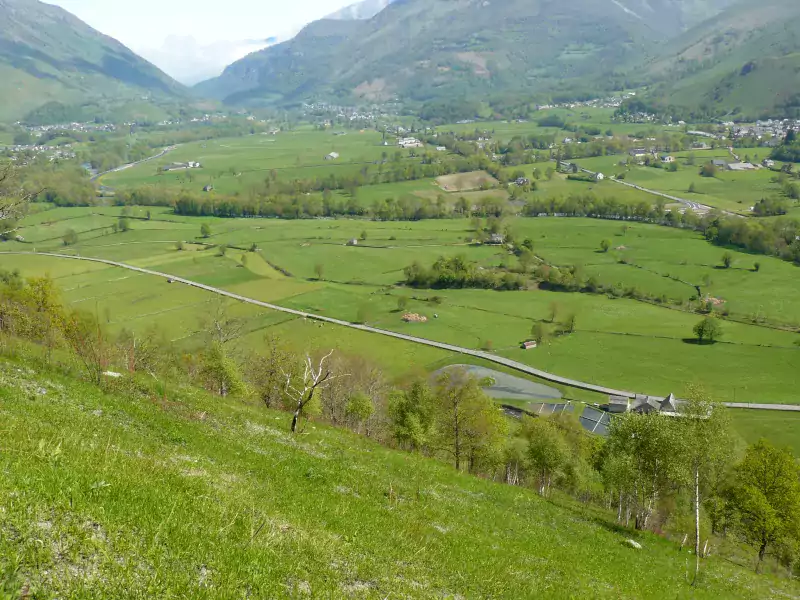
[
  {"x1": 0, "y1": 0, "x2": 186, "y2": 122},
  {"x1": 195, "y1": 0, "x2": 739, "y2": 110}
]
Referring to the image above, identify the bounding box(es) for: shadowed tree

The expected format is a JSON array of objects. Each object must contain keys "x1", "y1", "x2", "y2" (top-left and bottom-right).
[{"x1": 694, "y1": 317, "x2": 722, "y2": 345}]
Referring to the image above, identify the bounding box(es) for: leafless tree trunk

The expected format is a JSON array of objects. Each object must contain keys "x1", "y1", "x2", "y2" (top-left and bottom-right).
[
  {"x1": 282, "y1": 351, "x2": 343, "y2": 433},
  {"x1": 693, "y1": 461, "x2": 701, "y2": 584}
]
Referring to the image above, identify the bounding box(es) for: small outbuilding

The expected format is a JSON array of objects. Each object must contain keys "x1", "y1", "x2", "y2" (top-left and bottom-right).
[
  {"x1": 346, "y1": 238, "x2": 358, "y2": 246},
  {"x1": 203, "y1": 185, "x2": 214, "y2": 192},
  {"x1": 325, "y1": 152, "x2": 340, "y2": 161}
]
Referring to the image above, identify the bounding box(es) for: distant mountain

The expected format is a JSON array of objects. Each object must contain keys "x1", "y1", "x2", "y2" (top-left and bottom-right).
[
  {"x1": 196, "y1": 0, "x2": 738, "y2": 110},
  {"x1": 137, "y1": 35, "x2": 281, "y2": 86},
  {"x1": 325, "y1": 0, "x2": 396, "y2": 21},
  {"x1": 635, "y1": 0, "x2": 800, "y2": 119},
  {"x1": 0, "y1": 0, "x2": 186, "y2": 122}
]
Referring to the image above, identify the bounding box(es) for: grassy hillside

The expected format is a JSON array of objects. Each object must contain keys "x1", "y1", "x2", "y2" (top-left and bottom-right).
[
  {"x1": 0, "y1": 0, "x2": 186, "y2": 123},
  {"x1": 1, "y1": 355, "x2": 798, "y2": 597}
]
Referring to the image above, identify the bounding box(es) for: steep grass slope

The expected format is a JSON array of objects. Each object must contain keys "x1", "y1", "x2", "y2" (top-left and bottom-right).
[{"x1": 1, "y1": 356, "x2": 798, "y2": 597}]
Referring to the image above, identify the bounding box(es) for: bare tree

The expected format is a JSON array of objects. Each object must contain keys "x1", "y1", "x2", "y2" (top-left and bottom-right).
[
  {"x1": 282, "y1": 351, "x2": 344, "y2": 433},
  {"x1": 62, "y1": 310, "x2": 112, "y2": 386},
  {"x1": 202, "y1": 297, "x2": 243, "y2": 346},
  {"x1": 0, "y1": 162, "x2": 40, "y2": 237}
]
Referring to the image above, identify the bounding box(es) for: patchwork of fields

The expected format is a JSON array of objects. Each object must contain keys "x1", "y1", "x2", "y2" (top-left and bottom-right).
[
  {"x1": 5, "y1": 206, "x2": 800, "y2": 411},
  {"x1": 575, "y1": 147, "x2": 792, "y2": 215}
]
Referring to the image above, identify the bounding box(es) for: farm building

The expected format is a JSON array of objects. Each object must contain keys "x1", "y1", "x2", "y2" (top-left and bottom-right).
[
  {"x1": 346, "y1": 238, "x2": 358, "y2": 246},
  {"x1": 163, "y1": 161, "x2": 202, "y2": 172},
  {"x1": 660, "y1": 155, "x2": 675, "y2": 163},
  {"x1": 486, "y1": 233, "x2": 505, "y2": 245},
  {"x1": 595, "y1": 172, "x2": 605, "y2": 181},
  {"x1": 325, "y1": 152, "x2": 340, "y2": 160},
  {"x1": 398, "y1": 137, "x2": 423, "y2": 149},
  {"x1": 763, "y1": 159, "x2": 776, "y2": 168},
  {"x1": 726, "y1": 162, "x2": 757, "y2": 171},
  {"x1": 202, "y1": 185, "x2": 214, "y2": 192},
  {"x1": 606, "y1": 393, "x2": 680, "y2": 415},
  {"x1": 521, "y1": 340, "x2": 537, "y2": 350},
  {"x1": 712, "y1": 159, "x2": 728, "y2": 168}
]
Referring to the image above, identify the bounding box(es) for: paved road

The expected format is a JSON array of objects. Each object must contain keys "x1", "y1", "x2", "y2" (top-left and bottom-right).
[
  {"x1": 91, "y1": 146, "x2": 177, "y2": 182},
  {"x1": 559, "y1": 161, "x2": 741, "y2": 217},
  {"x1": 436, "y1": 364, "x2": 562, "y2": 401},
  {"x1": 724, "y1": 403, "x2": 800, "y2": 412},
  {"x1": 2, "y1": 251, "x2": 798, "y2": 412}
]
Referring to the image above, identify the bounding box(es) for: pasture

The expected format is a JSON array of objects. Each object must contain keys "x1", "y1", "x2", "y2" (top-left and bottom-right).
[
  {"x1": 100, "y1": 128, "x2": 395, "y2": 194},
  {"x1": 575, "y1": 150, "x2": 792, "y2": 215},
  {"x1": 4, "y1": 205, "x2": 800, "y2": 408}
]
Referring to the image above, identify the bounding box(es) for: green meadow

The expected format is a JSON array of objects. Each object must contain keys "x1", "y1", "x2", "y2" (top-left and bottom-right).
[
  {"x1": 4, "y1": 205, "x2": 800, "y2": 407},
  {"x1": 575, "y1": 149, "x2": 792, "y2": 215},
  {"x1": 100, "y1": 129, "x2": 397, "y2": 194}
]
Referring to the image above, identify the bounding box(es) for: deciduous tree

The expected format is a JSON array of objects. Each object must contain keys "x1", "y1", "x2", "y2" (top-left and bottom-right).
[
  {"x1": 678, "y1": 385, "x2": 732, "y2": 583},
  {"x1": 389, "y1": 380, "x2": 437, "y2": 452},
  {"x1": 694, "y1": 317, "x2": 722, "y2": 345},
  {"x1": 730, "y1": 440, "x2": 800, "y2": 572}
]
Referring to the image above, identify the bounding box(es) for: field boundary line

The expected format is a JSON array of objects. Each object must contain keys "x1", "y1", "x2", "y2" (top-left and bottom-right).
[{"x1": 3, "y1": 251, "x2": 798, "y2": 411}]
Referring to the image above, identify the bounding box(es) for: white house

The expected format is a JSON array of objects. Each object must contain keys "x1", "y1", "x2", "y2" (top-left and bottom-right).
[
  {"x1": 325, "y1": 152, "x2": 340, "y2": 160},
  {"x1": 595, "y1": 172, "x2": 605, "y2": 181},
  {"x1": 398, "y1": 137, "x2": 423, "y2": 149},
  {"x1": 660, "y1": 155, "x2": 675, "y2": 163}
]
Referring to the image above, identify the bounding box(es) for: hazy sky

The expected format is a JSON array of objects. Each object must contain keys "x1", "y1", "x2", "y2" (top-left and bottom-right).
[
  {"x1": 44, "y1": 0, "x2": 356, "y2": 82},
  {"x1": 46, "y1": 0, "x2": 354, "y2": 47}
]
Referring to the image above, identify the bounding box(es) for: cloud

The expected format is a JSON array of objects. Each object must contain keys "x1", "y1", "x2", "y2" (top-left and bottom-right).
[{"x1": 136, "y1": 35, "x2": 282, "y2": 85}]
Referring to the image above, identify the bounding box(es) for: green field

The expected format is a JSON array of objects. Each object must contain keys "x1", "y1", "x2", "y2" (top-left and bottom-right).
[
  {"x1": 3, "y1": 356, "x2": 796, "y2": 598},
  {"x1": 730, "y1": 409, "x2": 800, "y2": 455},
  {"x1": 4, "y1": 206, "x2": 800, "y2": 408},
  {"x1": 445, "y1": 109, "x2": 678, "y2": 140},
  {"x1": 101, "y1": 129, "x2": 399, "y2": 194},
  {"x1": 575, "y1": 149, "x2": 792, "y2": 215}
]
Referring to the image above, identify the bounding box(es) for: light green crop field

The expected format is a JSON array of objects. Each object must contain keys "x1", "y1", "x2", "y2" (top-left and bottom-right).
[
  {"x1": 575, "y1": 150, "x2": 791, "y2": 215},
  {"x1": 100, "y1": 129, "x2": 406, "y2": 194},
  {"x1": 4, "y1": 206, "x2": 800, "y2": 409},
  {"x1": 3, "y1": 358, "x2": 796, "y2": 598}
]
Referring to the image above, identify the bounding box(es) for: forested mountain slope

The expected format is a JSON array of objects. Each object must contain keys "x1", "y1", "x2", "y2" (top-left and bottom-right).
[
  {"x1": 636, "y1": 0, "x2": 800, "y2": 118},
  {"x1": 0, "y1": 0, "x2": 185, "y2": 122},
  {"x1": 195, "y1": 0, "x2": 736, "y2": 108}
]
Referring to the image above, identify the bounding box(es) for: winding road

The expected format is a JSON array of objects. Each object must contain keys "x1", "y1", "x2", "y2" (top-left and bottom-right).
[
  {"x1": 90, "y1": 146, "x2": 177, "y2": 182},
  {"x1": 2, "y1": 251, "x2": 798, "y2": 412},
  {"x1": 559, "y1": 161, "x2": 741, "y2": 217}
]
